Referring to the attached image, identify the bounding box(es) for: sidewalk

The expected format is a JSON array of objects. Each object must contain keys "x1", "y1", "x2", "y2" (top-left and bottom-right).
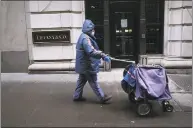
[
  {"x1": 1, "y1": 69, "x2": 191, "y2": 93},
  {"x1": 1, "y1": 69, "x2": 192, "y2": 127},
  {"x1": 1, "y1": 69, "x2": 192, "y2": 112},
  {"x1": 1, "y1": 69, "x2": 124, "y2": 83},
  {"x1": 168, "y1": 74, "x2": 192, "y2": 92},
  {"x1": 167, "y1": 74, "x2": 192, "y2": 112}
]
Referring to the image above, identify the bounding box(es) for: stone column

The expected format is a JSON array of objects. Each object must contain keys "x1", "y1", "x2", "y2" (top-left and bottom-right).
[
  {"x1": 162, "y1": 0, "x2": 192, "y2": 68},
  {"x1": 0, "y1": 1, "x2": 29, "y2": 73}
]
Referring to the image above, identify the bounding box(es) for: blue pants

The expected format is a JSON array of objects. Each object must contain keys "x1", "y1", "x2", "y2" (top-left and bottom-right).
[{"x1": 73, "y1": 73, "x2": 105, "y2": 100}]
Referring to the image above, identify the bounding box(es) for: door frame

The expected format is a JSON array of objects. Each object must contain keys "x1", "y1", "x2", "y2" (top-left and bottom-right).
[
  {"x1": 109, "y1": 0, "x2": 140, "y2": 65},
  {"x1": 85, "y1": 0, "x2": 165, "y2": 68}
]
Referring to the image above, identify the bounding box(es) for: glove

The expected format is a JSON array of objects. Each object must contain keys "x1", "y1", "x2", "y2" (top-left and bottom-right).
[{"x1": 104, "y1": 56, "x2": 111, "y2": 62}]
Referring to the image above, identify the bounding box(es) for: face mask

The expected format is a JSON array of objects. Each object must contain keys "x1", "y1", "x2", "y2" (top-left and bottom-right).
[{"x1": 91, "y1": 31, "x2": 95, "y2": 36}]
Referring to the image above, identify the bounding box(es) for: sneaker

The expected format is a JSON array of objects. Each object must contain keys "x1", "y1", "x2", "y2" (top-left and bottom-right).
[
  {"x1": 100, "y1": 94, "x2": 112, "y2": 104},
  {"x1": 73, "y1": 97, "x2": 87, "y2": 102}
]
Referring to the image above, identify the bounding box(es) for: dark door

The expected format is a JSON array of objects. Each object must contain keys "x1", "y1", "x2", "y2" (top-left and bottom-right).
[
  {"x1": 84, "y1": 0, "x2": 104, "y2": 51},
  {"x1": 109, "y1": 1, "x2": 140, "y2": 68}
]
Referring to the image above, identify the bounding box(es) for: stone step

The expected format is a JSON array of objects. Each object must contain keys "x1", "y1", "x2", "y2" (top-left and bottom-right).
[
  {"x1": 28, "y1": 63, "x2": 75, "y2": 71},
  {"x1": 28, "y1": 62, "x2": 104, "y2": 72}
]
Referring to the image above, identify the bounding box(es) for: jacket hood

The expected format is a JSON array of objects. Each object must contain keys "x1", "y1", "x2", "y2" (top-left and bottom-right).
[{"x1": 82, "y1": 19, "x2": 95, "y2": 33}]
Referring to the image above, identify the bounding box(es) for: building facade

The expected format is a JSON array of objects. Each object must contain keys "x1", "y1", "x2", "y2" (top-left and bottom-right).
[{"x1": 0, "y1": 0, "x2": 192, "y2": 73}]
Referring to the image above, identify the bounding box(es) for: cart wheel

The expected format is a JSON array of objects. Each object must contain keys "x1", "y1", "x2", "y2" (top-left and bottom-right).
[
  {"x1": 128, "y1": 92, "x2": 136, "y2": 103},
  {"x1": 136, "y1": 102, "x2": 152, "y2": 116},
  {"x1": 165, "y1": 104, "x2": 173, "y2": 112},
  {"x1": 162, "y1": 101, "x2": 173, "y2": 112}
]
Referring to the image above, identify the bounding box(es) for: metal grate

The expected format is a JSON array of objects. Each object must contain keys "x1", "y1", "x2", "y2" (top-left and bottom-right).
[
  {"x1": 145, "y1": 0, "x2": 164, "y2": 54},
  {"x1": 85, "y1": 0, "x2": 104, "y2": 51}
]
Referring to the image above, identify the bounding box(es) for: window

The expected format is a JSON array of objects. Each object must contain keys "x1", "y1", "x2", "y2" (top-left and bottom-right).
[
  {"x1": 145, "y1": 0, "x2": 164, "y2": 54},
  {"x1": 85, "y1": 0, "x2": 104, "y2": 51}
]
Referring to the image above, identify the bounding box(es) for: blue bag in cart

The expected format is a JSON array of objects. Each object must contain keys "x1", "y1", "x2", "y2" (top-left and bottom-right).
[{"x1": 123, "y1": 64, "x2": 136, "y2": 88}]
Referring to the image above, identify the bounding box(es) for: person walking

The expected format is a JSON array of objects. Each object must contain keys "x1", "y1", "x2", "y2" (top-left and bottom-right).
[{"x1": 73, "y1": 19, "x2": 112, "y2": 104}]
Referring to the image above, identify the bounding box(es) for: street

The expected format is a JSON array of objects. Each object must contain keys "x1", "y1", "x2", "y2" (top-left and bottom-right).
[{"x1": 1, "y1": 71, "x2": 192, "y2": 127}]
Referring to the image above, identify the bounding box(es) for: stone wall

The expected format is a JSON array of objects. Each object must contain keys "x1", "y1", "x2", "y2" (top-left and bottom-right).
[
  {"x1": 26, "y1": 1, "x2": 85, "y2": 62},
  {"x1": 164, "y1": 1, "x2": 192, "y2": 57},
  {"x1": 0, "y1": 1, "x2": 29, "y2": 72}
]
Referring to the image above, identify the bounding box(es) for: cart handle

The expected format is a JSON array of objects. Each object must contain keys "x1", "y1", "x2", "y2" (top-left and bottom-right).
[{"x1": 110, "y1": 57, "x2": 135, "y2": 63}]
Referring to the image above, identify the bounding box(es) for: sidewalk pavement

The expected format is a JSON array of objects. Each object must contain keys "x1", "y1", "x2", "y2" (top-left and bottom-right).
[
  {"x1": 1, "y1": 68, "x2": 191, "y2": 93},
  {"x1": 1, "y1": 69, "x2": 192, "y2": 111},
  {"x1": 168, "y1": 74, "x2": 192, "y2": 92},
  {"x1": 1, "y1": 69, "x2": 192, "y2": 127}
]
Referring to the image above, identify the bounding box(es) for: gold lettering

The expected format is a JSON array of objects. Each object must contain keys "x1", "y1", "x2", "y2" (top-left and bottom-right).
[
  {"x1": 42, "y1": 36, "x2": 46, "y2": 40},
  {"x1": 47, "y1": 36, "x2": 52, "y2": 40},
  {"x1": 39, "y1": 36, "x2": 43, "y2": 40},
  {"x1": 61, "y1": 35, "x2": 65, "y2": 39},
  {"x1": 36, "y1": 36, "x2": 40, "y2": 40},
  {"x1": 59, "y1": 35, "x2": 65, "y2": 39},
  {"x1": 58, "y1": 35, "x2": 62, "y2": 39},
  {"x1": 35, "y1": 33, "x2": 69, "y2": 41},
  {"x1": 55, "y1": 35, "x2": 59, "y2": 39}
]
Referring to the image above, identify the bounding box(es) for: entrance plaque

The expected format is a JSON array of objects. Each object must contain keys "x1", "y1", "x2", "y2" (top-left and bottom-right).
[{"x1": 32, "y1": 31, "x2": 70, "y2": 44}]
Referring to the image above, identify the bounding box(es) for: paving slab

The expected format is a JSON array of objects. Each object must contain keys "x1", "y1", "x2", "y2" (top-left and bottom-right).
[
  {"x1": 168, "y1": 74, "x2": 192, "y2": 92},
  {"x1": 172, "y1": 93, "x2": 192, "y2": 112}
]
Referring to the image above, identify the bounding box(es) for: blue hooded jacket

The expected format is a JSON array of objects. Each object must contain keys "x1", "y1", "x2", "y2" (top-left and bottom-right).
[{"x1": 75, "y1": 19, "x2": 105, "y2": 74}]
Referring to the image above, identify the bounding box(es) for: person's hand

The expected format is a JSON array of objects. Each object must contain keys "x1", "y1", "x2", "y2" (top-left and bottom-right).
[{"x1": 104, "y1": 56, "x2": 111, "y2": 62}]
